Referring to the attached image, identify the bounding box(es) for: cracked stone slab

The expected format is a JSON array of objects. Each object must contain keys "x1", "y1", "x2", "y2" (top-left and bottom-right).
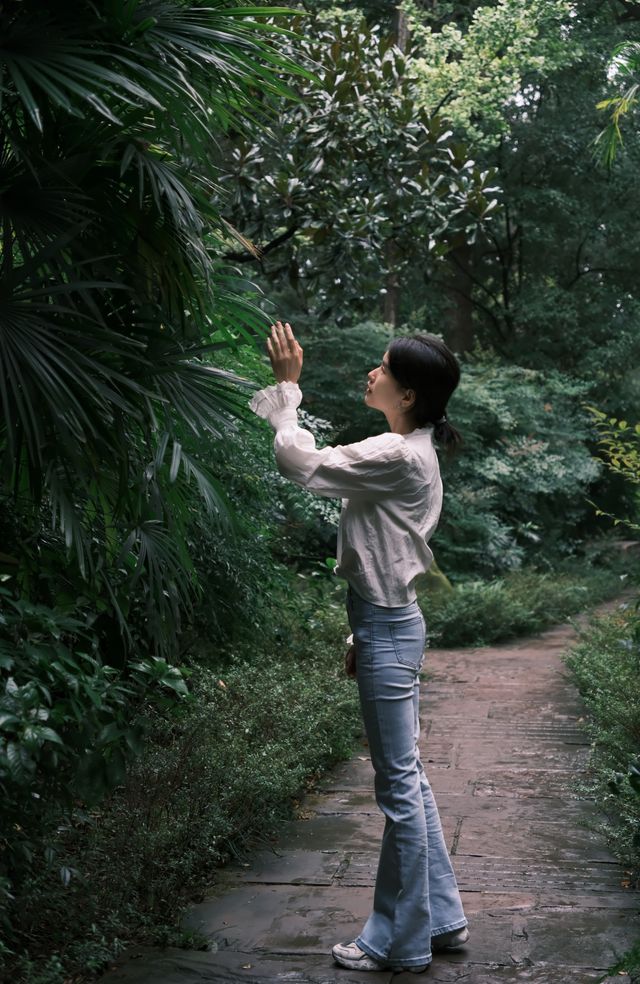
[
  {"x1": 253, "y1": 812, "x2": 383, "y2": 854},
  {"x1": 453, "y1": 816, "x2": 616, "y2": 862},
  {"x1": 102, "y1": 948, "x2": 633, "y2": 984},
  {"x1": 182, "y1": 884, "x2": 374, "y2": 953},
  {"x1": 108, "y1": 949, "x2": 632, "y2": 984},
  {"x1": 470, "y1": 768, "x2": 583, "y2": 799},
  {"x1": 454, "y1": 742, "x2": 590, "y2": 771},
  {"x1": 451, "y1": 856, "x2": 631, "y2": 894},
  {"x1": 103, "y1": 947, "x2": 394, "y2": 983},
  {"x1": 228, "y1": 849, "x2": 343, "y2": 887},
  {"x1": 395, "y1": 966, "x2": 631, "y2": 983},
  {"x1": 424, "y1": 793, "x2": 587, "y2": 819}
]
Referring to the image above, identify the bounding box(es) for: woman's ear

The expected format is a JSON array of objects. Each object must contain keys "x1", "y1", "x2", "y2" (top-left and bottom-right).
[{"x1": 403, "y1": 388, "x2": 416, "y2": 411}]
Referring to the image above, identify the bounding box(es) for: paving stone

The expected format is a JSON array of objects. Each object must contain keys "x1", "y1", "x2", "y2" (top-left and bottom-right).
[
  {"x1": 454, "y1": 741, "x2": 590, "y2": 770},
  {"x1": 263, "y1": 812, "x2": 382, "y2": 853},
  {"x1": 517, "y1": 907, "x2": 639, "y2": 967},
  {"x1": 103, "y1": 948, "x2": 394, "y2": 983},
  {"x1": 470, "y1": 767, "x2": 584, "y2": 799},
  {"x1": 453, "y1": 816, "x2": 615, "y2": 861},
  {"x1": 429, "y1": 793, "x2": 587, "y2": 819},
  {"x1": 395, "y1": 966, "x2": 630, "y2": 983},
  {"x1": 102, "y1": 598, "x2": 639, "y2": 984},
  {"x1": 230, "y1": 849, "x2": 343, "y2": 886},
  {"x1": 452, "y1": 856, "x2": 630, "y2": 894},
  {"x1": 183, "y1": 884, "x2": 374, "y2": 953}
]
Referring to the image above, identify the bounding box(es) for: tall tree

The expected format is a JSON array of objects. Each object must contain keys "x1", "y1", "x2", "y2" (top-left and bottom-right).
[
  {"x1": 220, "y1": 10, "x2": 500, "y2": 325},
  {"x1": 403, "y1": 0, "x2": 640, "y2": 385}
]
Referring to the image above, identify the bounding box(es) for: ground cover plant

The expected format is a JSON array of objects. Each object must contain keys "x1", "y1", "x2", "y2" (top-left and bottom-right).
[
  {"x1": 7, "y1": 578, "x2": 359, "y2": 983},
  {"x1": 564, "y1": 412, "x2": 640, "y2": 980},
  {"x1": 565, "y1": 600, "x2": 640, "y2": 974}
]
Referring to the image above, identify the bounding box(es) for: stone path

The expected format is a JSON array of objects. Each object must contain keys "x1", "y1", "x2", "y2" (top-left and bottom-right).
[{"x1": 104, "y1": 603, "x2": 638, "y2": 983}]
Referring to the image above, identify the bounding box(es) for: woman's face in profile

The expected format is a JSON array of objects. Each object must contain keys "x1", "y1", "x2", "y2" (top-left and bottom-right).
[{"x1": 365, "y1": 351, "x2": 407, "y2": 416}]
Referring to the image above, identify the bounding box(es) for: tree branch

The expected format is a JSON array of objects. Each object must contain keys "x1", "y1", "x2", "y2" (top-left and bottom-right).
[
  {"x1": 565, "y1": 265, "x2": 636, "y2": 289},
  {"x1": 223, "y1": 225, "x2": 299, "y2": 263}
]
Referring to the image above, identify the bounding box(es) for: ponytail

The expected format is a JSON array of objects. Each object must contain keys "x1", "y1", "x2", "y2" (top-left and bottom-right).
[{"x1": 433, "y1": 417, "x2": 463, "y2": 454}]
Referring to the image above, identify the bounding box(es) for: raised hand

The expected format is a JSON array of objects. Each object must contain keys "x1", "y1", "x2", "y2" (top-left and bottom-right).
[{"x1": 266, "y1": 321, "x2": 303, "y2": 384}]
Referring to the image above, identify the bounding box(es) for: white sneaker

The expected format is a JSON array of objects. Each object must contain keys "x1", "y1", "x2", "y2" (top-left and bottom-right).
[
  {"x1": 332, "y1": 941, "x2": 429, "y2": 973},
  {"x1": 431, "y1": 926, "x2": 469, "y2": 951},
  {"x1": 332, "y1": 942, "x2": 384, "y2": 971}
]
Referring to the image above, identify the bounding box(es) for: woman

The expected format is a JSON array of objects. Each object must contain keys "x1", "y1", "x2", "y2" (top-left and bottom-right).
[{"x1": 250, "y1": 321, "x2": 469, "y2": 974}]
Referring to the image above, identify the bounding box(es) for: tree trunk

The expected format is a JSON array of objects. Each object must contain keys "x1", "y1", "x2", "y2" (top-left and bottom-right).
[
  {"x1": 442, "y1": 243, "x2": 475, "y2": 355},
  {"x1": 382, "y1": 240, "x2": 401, "y2": 327},
  {"x1": 380, "y1": 9, "x2": 410, "y2": 328},
  {"x1": 394, "y1": 7, "x2": 410, "y2": 50}
]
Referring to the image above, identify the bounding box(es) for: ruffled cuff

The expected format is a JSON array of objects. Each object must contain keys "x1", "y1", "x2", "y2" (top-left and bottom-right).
[{"x1": 249, "y1": 382, "x2": 302, "y2": 430}]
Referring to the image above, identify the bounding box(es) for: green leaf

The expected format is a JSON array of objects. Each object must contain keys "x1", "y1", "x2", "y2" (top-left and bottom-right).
[
  {"x1": 38, "y1": 727, "x2": 65, "y2": 747},
  {"x1": 6, "y1": 742, "x2": 36, "y2": 783},
  {"x1": 0, "y1": 713, "x2": 19, "y2": 730}
]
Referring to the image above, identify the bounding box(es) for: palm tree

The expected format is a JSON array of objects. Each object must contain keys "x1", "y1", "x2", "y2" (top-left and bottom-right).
[{"x1": 0, "y1": 0, "x2": 308, "y2": 654}]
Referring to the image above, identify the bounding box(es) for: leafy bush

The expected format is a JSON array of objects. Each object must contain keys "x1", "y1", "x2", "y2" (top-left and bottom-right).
[
  {"x1": 0, "y1": 592, "x2": 188, "y2": 937},
  {"x1": 564, "y1": 599, "x2": 640, "y2": 877},
  {"x1": 435, "y1": 350, "x2": 603, "y2": 575},
  {"x1": 0, "y1": 0, "x2": 305, "y2": 661},
  {"x1": 0, "y1": 2, "x2": 306, "y2": 951},
  {"x1": 298, "y1": 327, "x2": 608, "y2": 576},
  {"x1": 586, "y1": 407, "x2": 640, "y2": 533},
  {"x1": 4, "y1": 581, "x2": 358, "y2": 982},
  {"x1": 421, "y1": 563, "x2": 630, "y2": 647}
]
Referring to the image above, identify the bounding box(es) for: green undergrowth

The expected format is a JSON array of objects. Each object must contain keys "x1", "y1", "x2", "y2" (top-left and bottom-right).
[
  {"x1": 564, "y1": 597, "x2": 640, "y2": 982},
  {"x1": 5, "y1": 582, "x2": 360, "y2": 984},
  {"x1": 565, "y1": 600, "x2": 640, "y2": 877},
  {"x1": 421, "y1": 556, "x2": 634, "y2": 648}
]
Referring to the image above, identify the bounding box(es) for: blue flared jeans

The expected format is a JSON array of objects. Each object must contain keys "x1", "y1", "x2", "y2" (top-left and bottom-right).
[{"x1": 347, "y1": 587, "x2": 467, "y2": 969}]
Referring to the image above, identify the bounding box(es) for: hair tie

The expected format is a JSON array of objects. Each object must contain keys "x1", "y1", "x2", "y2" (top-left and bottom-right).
[{"x1": 436, "y1": 414, "x2": 447, "y2": 425}]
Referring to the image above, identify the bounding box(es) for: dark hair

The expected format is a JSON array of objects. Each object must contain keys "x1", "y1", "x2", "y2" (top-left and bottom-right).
[{"x1": 387, "y1": 333, "x2": 463, "y2": 452}]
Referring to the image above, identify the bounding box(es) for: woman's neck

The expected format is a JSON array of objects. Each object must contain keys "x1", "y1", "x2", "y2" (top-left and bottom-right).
[{"x1": 385, "y1": 410, "x2": 419, "y2": 435}]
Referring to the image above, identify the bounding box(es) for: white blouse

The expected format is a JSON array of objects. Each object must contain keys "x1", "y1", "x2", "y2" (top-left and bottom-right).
[{"x1": 250, "y1": 382, "x2": 443, "y2": 607}]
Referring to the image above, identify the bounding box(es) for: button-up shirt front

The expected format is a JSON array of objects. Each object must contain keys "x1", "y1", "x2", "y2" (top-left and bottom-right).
[{"x1": 250, "y1": 382, "x2": 443, "y2": 607}]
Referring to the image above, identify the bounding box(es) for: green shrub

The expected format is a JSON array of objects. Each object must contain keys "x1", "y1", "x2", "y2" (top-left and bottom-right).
[
  {"x1": 4, "y1": 579, "x2": 359, "y2": 982},
  {"x1": 436, "y1": 351, "x2": 603, "y2": 575},
  {"x1": 585, "y1": 407, "x2": 640, "y2": 533},
  {"x1": 564, "y1": 600, "x2": 640, "y2": 875},
  {"x1": 298, "y1": 326, "x2": 611, "y2": 577},
  {"x1": 0, "y1": 593, "x2": 188, "y2": 914},
  {"x1": 421, "y1": 563, "x2": 628, "y2": 647}
]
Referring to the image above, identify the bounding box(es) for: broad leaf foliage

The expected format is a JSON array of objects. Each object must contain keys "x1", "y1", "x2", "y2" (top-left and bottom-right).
[
  {"x1": 0, "y1": 0, "x2": 304, "y2": 653},
  {"x1": 220, "y1": 13, "x2": 500, "y2": 319}
]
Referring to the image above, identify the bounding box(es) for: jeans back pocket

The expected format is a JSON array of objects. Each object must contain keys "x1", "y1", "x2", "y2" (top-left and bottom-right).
[{"x1": 389, "y1": 615, "x2": 426, "y2": 671}]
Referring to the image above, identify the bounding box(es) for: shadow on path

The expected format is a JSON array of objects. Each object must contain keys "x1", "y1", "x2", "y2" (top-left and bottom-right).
[{"x1": 103, "y1": 598, "x2": 638, "y2": 983}]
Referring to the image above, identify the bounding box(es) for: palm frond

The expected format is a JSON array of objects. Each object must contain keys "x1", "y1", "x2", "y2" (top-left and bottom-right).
[
  {"x1": 0, "y1": 0, "x2": 306, "y2": 656},
  {"x1": 595, "y1": 41, "x2": 640, "y2": 167}
]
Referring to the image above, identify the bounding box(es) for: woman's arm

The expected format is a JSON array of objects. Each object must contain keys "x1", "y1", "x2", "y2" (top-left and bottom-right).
[{"x1": 251, "y1": 323, "x2": 415, "y2": 500}]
